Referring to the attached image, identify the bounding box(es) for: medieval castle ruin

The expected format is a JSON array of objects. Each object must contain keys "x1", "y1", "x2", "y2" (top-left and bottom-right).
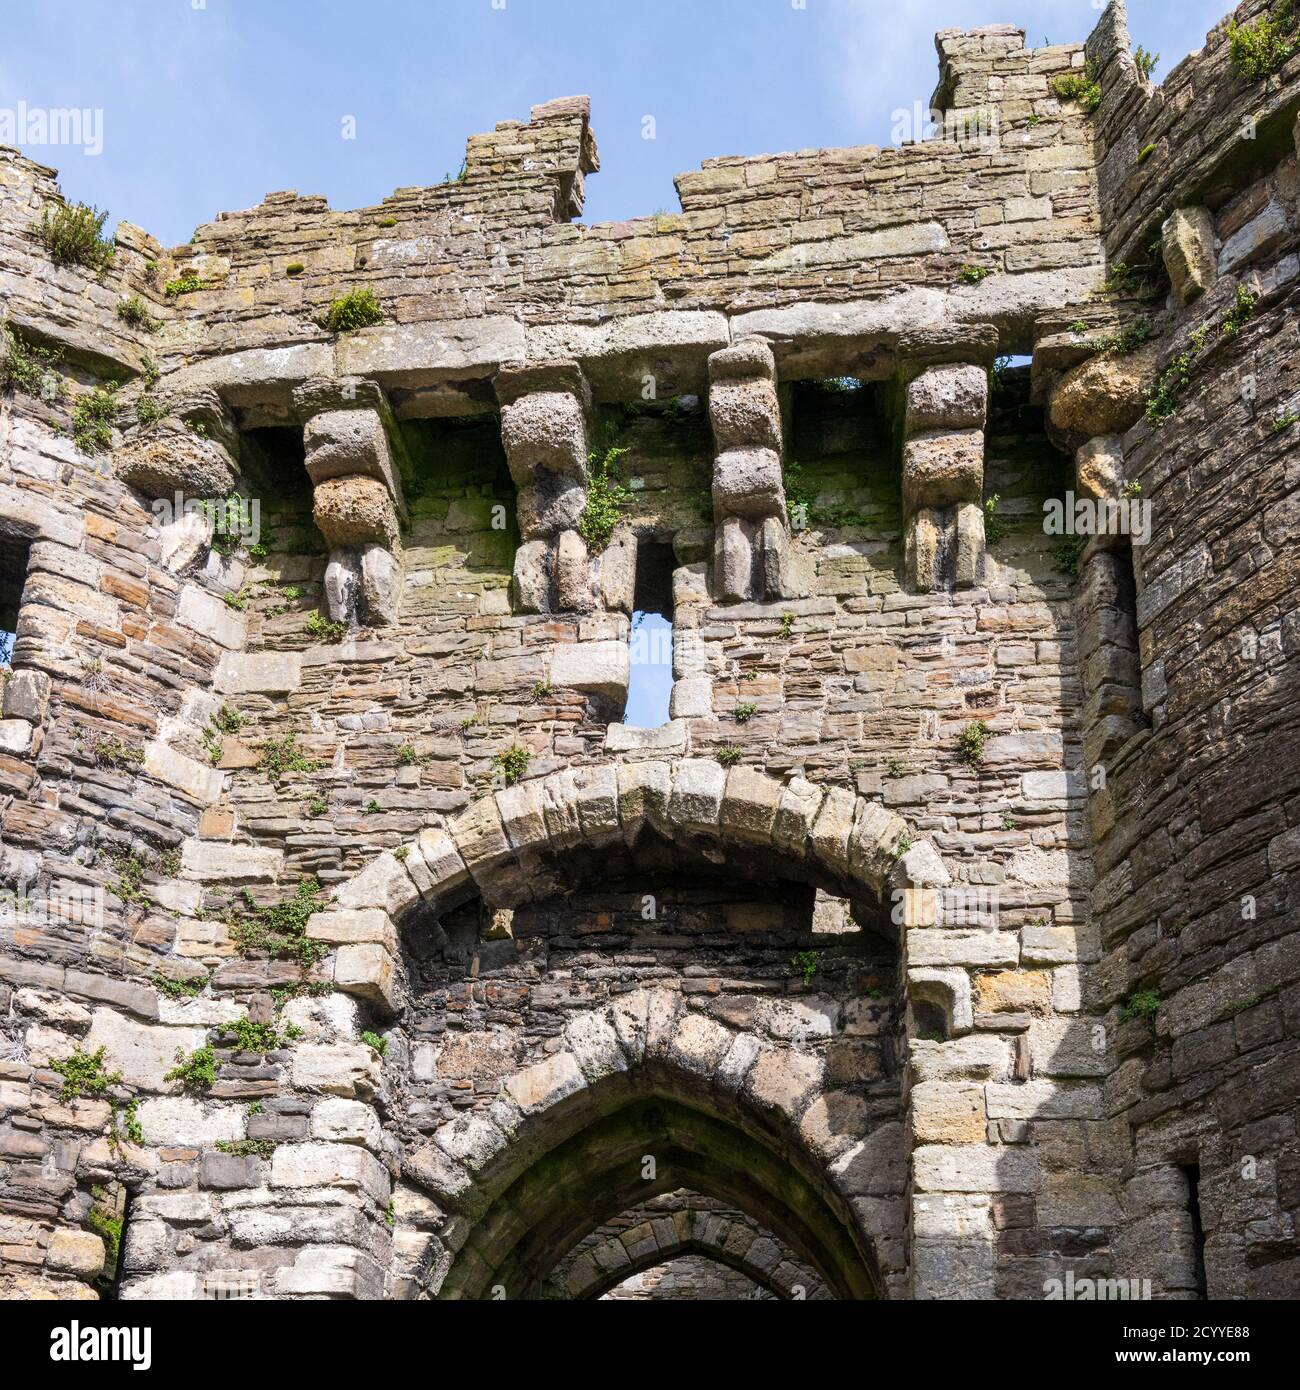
[{"x1": 0, "y1": 0, "x2": 1297, "y2": 1301}]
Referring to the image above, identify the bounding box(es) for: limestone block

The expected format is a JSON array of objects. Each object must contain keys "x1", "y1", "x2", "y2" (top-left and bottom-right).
[
  {"x1": 953, "y1": 500, "x2": 983, "y2": 589},
  {"x1": 759, "y1": 514, "x2": 791, "y2": 599},
  {"x1": 312, "y1": 475, "x2": 400, "y2": 550},
  {"x1": 504, "y1": 1052, "x2": 585, "y2": 1114},
  {"x1": 292, "y1": 1043, "x2": 382, "y2": 1099},
  {"x1": 360, "y1": 543, "x2": 402, "y2": 625},
  {"x1": 747, "y1": 1047, "x2": 822, "y2": 1119},
  {"x1": 720, "y1": 766, "x2": 782, "y2": 843},
  {"x1": 271, "y1": 1143, "x2": 389, "y2": 1204},
  {"x1": 517, "y1": 476, "x2": 586, "y2": 539},
  {"x1": 499, "y1": 390, "x2": 588, "y2": 484},
  {"x1": 667, "y1": 1012, "x2": 733, "y2": 1077},
  {"x1": 85, "y1": 1010, "x2": 208, "y2": 1093},
  {"x1": 910, "y1": 1081, "x2": 987, "y2": 1144},
  {"x1": 213, "y1": 650, "x2": 302, "y2": 695},
  {"x1": 512, "y1": 539, "x2": 551, "y2": 613},
  {"x1": 669, "y1": 675, "x2": 712, "y2": 718},
  {"x1": 448, "y1": 797, "x2": 513, "y2": 881},
  {"x1": 713, "y1": 447, "x2": 784, "y2": 519},
  {"x1": 157, "y1": 506, "x2": 214, "y2": 573},
  {"x1": 902, "y1": 431, "x2": 984, "y2": 510},
  {"x1": 177, "y1": 583, "x2": 246, "y2": 650},
  {"x1": 1218, "y1": 199, "x2": 1289, "y2": 275},
  {"x1": 912, "y1": 505, "x2": 939, "y2": 586},
  {"x1": 1075, "y1": 434, "x2": 1124, "y2": 501},
  {"x1": 324, "y1": 548, "x2": 361, "y2": 624},
  {"x1": 668, "y1": 758, "x2": 726, "y2": 832},
  {"x1": 305, "y1": 909, "x2": 396, "y2": 949},
  {"x1": 554, "y1": 528, "x2": 595, "y2": 611},
  {"x1": 1161, "y1": 206, "x2": 1216, "y2": 304},
  {"x1": 136, "y1": 1097, "x2": 245, "y2": 1146},
  {"x1": 550, "y1": 640, "x2": 628, "y2": 701},
  {"x1": 912, "y1": 1144, "x2": 1040, "y2": 1194},
  {"x1": 46, "y1": 1228, "x2": 106, "y2": 1279},
  {"x1": 0, "y1": 719, "x2": 35, "y2": 755},
  {"x1": 1047, "y1": 345, "x2": 1158, "y2": 449},
  {"x1": 708, "y1": 376, "x2": 782, "y2": 453},
  {"x1": 304, "y1": 408, "x2": 403, "y2": 505},
  {"x1": 116, "y1": 424, "x2": 239, "y2": 500},
  {"x1": 905, "y1": 364, "x2": 988, "y2": 434},
  {"x1": 332, "y1": 849, "x2": 420, "y2": 917},
  {"x1": 616, "y1": 760, "x2": 672, "y2": 838},
  {"x1": 2, "y1": 670, "x2": 50, "y2": 723},
  {"x1": 495, "y1": 779, "x2": 549, "y2": 855},
  {"x1": 808, "y1": 786, "x2": 858, "y2": 877},
  {"x1": 181, "y1": 840, "x2": 283, "y2": 882},
  {"x1": 772, "y1": 777, "x2": 824, "y2": 857},
  {"x1": 715, "y1": 514, "x2": 754, "y2": 602},
  {"x1": 144, "y1": 740, "x2": 224, "y2": 806},
  {"x1": 599, "y1": 530, "x2": 637, "y2": 614}
]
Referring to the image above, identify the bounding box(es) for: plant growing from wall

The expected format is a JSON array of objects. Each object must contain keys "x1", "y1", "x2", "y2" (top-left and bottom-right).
[
  {"x1": 1119, "y1": 987, "x2": 1161, "y2": 1023},
  {"x1": 164, "y1": 270, "x2": 203, "y2": 298},
  {"x1": 256, "y1": 732, "x2": 324, "y2": 782},
  {"x1": 319, "y1": 288, "x2": 384, "y2": 334},
  {"x1": 72, "y1": 382, "x2": 121, "y2": 454},
  {"x1": 33, "y1": 200, "x2": 114, "y2": 272},
  {"x1": 1221, "y1": 284, "x2": 1257, "y2": 339},
  {"x1": 305, "y1": 611, "x2": 347, "y2": 641},
  {"x1": 983, "y1": 494, "x2": 1010, "y2": 543},
  {"x1": 956, "y1": 719, "x2": 989, "y2": 768},
  {"x1": 791, "y1": 950, "x2": 821, "y2": 987},
  {"x1": 1051, "y1": 60, "x2": 1102, "y2": 113},
  {"x1": 1227, "y1": 0, "x2": 1298, "y2": 81},
  {"x1": 492, "y1": 744, "x2": 530, "y2": 786},
  {"x1": 0, "y1": 325, "x2": 62, "y2": 396},
  {"x1": 50, "y1": 1045, "x2": 122, "y2": 1102},
  {"x1": 577, "y1": 445, "x2": 630, "y2": 551},
  {"x1": 164, "y1": 1045, "x2": 216, "y2": 1093},
  {"x1": 1133, "y1": 45, "x2": 1160, "y2": 80},
  {"x1": 229, "y1": 877, "x2": 328, "y2": 968},
  {"x1": 116, "y1": 296, "x2": 158, "y2": 331}
]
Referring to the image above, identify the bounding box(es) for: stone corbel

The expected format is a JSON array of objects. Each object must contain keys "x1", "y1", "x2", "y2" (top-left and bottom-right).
[
  {"x1": 496, "y1": 360, "x2": 635, "y2": 616},
  {"x1": 707, "y1": 338, "x2": 794, "y2": 603},
  {"x1": 901, "y1": 363, "x2": 988, "y2": 593},
  {"x1": 298, "y1": 379, "x2": 408, "y2": 628}
]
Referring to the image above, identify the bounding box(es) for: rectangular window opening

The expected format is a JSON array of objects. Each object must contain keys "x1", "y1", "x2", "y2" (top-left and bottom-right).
[
  {"x1": 624, "y1": 540, "x2": 675, "y2": 729},
  {"x1": 1180, "y1": 1163, "x2": 1208, "y2": 1298},
  {"x1": 0, "y1": 531, "x2": 33, "y2": 669}
]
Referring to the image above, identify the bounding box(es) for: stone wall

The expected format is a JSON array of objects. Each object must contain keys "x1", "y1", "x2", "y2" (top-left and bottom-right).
[{"x1": 0, "y1": 0, "x2": 1296, "y2": 1302}]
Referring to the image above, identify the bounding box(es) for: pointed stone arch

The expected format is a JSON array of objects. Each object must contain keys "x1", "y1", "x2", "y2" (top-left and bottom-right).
[{"x1": 397, "y1": 990, "x2": 899, "y2": 1300}]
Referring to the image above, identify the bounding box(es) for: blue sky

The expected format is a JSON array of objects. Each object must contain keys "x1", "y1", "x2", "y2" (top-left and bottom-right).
[{"x1": 2, "y1": 0, "x2": 1231, "y2": 249}]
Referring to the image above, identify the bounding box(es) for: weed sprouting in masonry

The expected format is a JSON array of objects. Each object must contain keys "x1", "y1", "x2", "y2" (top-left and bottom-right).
[
  {"x1": 578, "y1": 445, "x2": 630, "y2": 551},
  {"x1": 493, "y1": 744, "x2": 530, "y2": 786},
  {"x1": 33, "y1": 200, "x2": 114, "y2": 272},
  {"x1": 51, "y1": 1045, "x2": 122, "y2": 1102},
  {"x1": 228, "y1": 878, "x2": 329, "y2": 968},
  {"x1": 956, "y1": 719, "x2": 989, "y2": 768},
  {"x1": 164, "y1": 1045, "x2": 216, "y2": 1093},
  {"x1": 319, "y1": 288, "x2": 384, "y2": 334},
  {"x1": 791, "y1": 950, "x2": 822, "y2": 987},
  {"x1": 256, "y1": 733, "x2": 324, "y2": 782}
]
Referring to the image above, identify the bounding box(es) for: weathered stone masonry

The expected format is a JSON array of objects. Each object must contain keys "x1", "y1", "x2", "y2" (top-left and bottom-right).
[{"x1": 0, "y1": 0, "x2": 1297, "y2": 1300}]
